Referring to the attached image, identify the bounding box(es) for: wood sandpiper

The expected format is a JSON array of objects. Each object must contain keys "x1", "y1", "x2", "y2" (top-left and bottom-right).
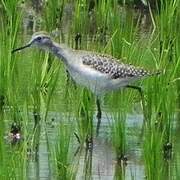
[{"x1": 12, "y1": 32, "x2": 159, "y2": 134}]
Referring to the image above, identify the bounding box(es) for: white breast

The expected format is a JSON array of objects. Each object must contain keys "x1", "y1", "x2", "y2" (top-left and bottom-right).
[{"x1": 66, "y1": 62, "x2": 110, "y2": 94}]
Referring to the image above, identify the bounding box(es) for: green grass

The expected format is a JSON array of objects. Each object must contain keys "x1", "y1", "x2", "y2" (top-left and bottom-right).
[
  {"x1": 0, "y1": 0, "x2": 180, "y2": 179},
  {"x1": 52, "y1": 121, "x2": 76, "y2": 179},
  {"x1": 110, "y1": 92, "x2": 127, "y2": 163},
  {"x1": 74, "y1": 88, "x2": 94, "y2": 147}
]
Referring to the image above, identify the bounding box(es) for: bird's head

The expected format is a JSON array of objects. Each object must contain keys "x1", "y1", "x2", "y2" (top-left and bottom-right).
[{"x1": 12, "y1": 31, "x2": 53, "y2": 53}]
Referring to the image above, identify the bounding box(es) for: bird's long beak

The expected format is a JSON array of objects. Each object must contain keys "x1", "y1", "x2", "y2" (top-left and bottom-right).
[{"x1": 12, "y1": 43, "x2": 31, "y2": 53}]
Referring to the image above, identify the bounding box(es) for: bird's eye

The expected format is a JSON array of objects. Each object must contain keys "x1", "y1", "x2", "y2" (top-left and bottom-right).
[{"x1": 37, "y1": 37, "x2": 42, "y2": 41}]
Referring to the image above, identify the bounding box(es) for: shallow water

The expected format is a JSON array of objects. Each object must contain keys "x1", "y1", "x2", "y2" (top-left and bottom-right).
[{"x1": 25, "y1": 110, "x2": 144, "y2": 179}]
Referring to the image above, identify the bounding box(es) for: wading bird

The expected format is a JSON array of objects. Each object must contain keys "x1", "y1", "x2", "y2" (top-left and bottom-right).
[{"x1": 12, "y1": 32, "x2": 158, "y2": 135}]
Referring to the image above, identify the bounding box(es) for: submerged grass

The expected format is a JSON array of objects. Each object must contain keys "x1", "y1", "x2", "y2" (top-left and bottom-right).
[
  {"x1": 52, "y1": 121, "x2": 76, "y2": 179},
  {"x1": 74, "y1": 88, "x2": 94, "y2": 148},
  {"x1": 110, "y1": 92, "x2": 127, "y2": 163},
  {"x1": 111, "y1": 110, "x2": 126, "y2": 180}
]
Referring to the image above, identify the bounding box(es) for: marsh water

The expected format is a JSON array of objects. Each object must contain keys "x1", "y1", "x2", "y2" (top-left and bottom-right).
[{"x1": 1, "y1": 1, "x2": 180, "y2": 180}]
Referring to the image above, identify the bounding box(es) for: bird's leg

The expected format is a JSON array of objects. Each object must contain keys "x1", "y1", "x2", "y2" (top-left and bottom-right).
[
  {"x1": 75, "y1": 33, "x2": 82, "y2": 50},
  {"x1": 96, "y1": 98, "x2": 102, "y2": 136},
  {"x1": 96, "y1": 98, "x2": 102, "y2": 119},
  {"x1": 126, "y1": 85, "x2": 147, "y2": 122}
]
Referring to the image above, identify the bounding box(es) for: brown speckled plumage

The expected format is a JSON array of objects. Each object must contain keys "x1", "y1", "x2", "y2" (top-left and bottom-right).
[{"x1": 82, "y1": 54, "x2": 151, "y2": 79}]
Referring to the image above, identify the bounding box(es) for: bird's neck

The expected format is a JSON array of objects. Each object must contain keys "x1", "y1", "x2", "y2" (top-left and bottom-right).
[{"x1": 49, "y1": 42, "x2": 71, "y2": 64}]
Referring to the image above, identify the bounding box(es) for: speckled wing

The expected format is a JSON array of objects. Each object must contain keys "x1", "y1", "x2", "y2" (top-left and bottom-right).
[{"x1": 82, "y1": 54, "x2": 151, "y2": 79}]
